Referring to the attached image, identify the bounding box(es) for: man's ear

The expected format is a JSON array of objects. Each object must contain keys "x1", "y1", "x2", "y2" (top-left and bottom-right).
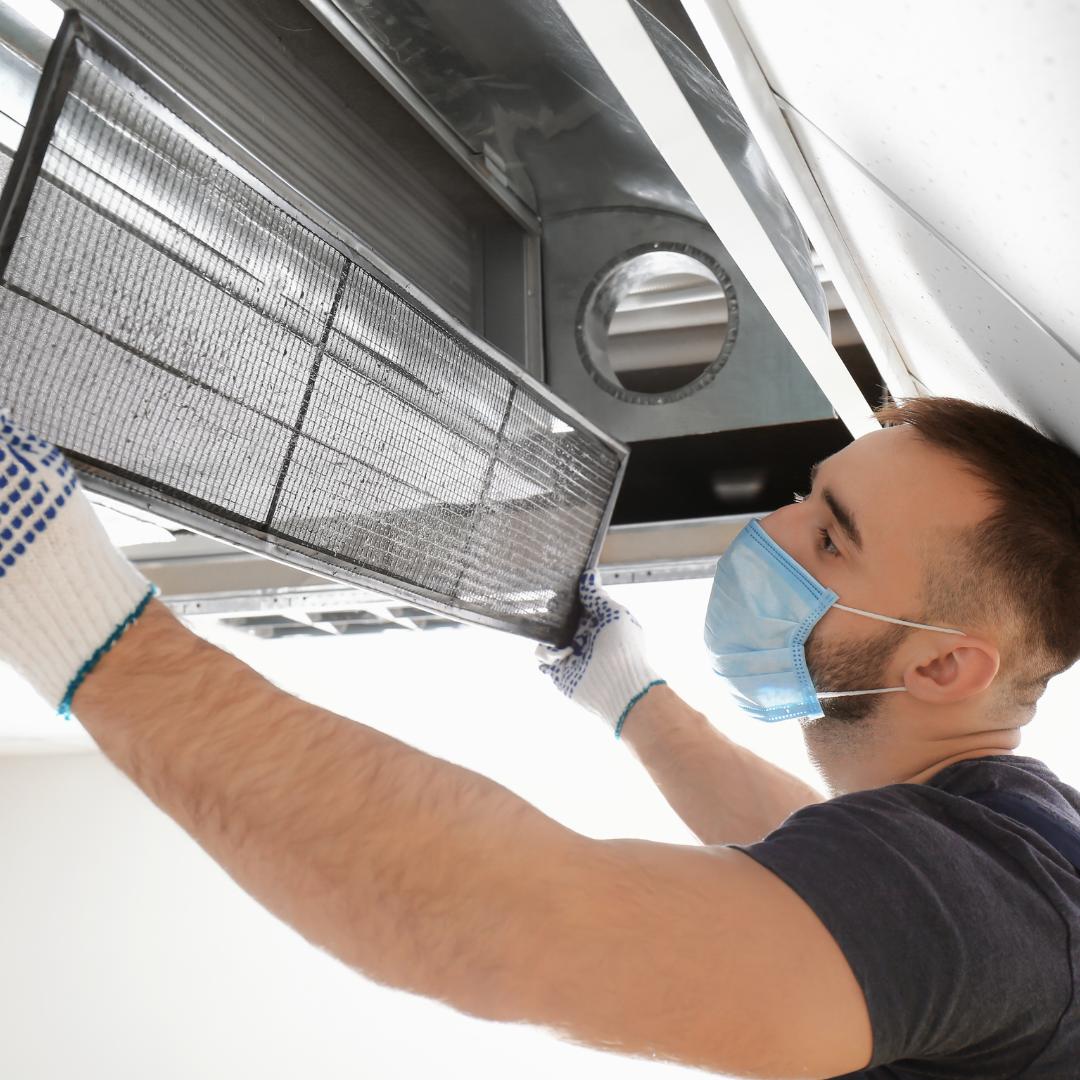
[{"x1": 904, "y1": 637, "x2": 1000, "y2": 704}]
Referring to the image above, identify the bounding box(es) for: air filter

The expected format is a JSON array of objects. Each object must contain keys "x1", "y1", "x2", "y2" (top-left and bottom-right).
[{"x1": 0, "y1": 12, "x2": 626, "y2": 644}]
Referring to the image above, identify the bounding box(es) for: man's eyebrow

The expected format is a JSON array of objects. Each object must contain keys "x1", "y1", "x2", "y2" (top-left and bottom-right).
[{"x1": 809, "y1": 461, "x2": 863, "y2": 552}]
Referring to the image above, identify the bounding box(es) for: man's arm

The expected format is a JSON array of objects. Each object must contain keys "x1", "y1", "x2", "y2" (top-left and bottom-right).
[
  {"x1": 73, "y1": 598, "x2": 872, "y2": 1077},
  {"x1": 536, "y1": 575, "x2": 825, "y2": 846},
  {"x1": 618, "y1": 685, "x2": 827, "y2": 844}
]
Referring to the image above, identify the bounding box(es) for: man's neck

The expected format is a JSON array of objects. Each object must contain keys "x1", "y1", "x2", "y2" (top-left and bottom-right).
[{"x1": 800, "y1": 708, "x2": 1021, "y2": 796}]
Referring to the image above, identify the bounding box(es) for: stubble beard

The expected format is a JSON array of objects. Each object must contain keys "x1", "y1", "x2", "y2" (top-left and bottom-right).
[{"x1": 799, "y1": 621, "x2": 911, "y2": 769}]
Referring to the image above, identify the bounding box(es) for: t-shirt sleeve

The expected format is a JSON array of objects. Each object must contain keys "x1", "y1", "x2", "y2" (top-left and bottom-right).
[{"x1": 730, "y1": 787, "x2": 1071, "y2": 1072}]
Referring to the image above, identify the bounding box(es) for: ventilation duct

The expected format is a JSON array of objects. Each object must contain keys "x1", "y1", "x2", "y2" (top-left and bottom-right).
[
  {"x1": 0, "y1": 11, "x2": 626, "y2": 644},
  {"x1": 302, "y1": 0, "x2": 835, "y2": 442}
]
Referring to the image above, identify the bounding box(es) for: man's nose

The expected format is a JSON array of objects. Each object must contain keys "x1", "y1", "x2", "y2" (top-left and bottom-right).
[{"x1": 757, "y1": 503, "x2": 803, "y2": 563}]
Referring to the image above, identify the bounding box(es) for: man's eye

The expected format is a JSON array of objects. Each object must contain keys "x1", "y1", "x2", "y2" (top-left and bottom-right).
[{"x1": 818, "y1": 527, "x2": 839, "y2": 556}]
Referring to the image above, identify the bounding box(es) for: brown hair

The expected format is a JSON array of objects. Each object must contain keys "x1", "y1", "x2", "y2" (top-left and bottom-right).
[{"x1": 874, "y1": 396, "x2": 1080, "y2": 718}]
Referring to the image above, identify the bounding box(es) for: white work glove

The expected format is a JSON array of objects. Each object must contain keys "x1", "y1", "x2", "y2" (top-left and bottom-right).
[
  {"x1": 0, "y1": 409, "x2": 158, "y2": 718},
  {"x1": 537, "y1": 570, "x2": 665, "y2": 738}
]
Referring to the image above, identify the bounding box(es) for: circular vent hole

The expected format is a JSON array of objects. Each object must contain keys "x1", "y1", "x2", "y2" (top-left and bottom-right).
[{"x1": 581, "y1": 250, "x2": 732, "y2": 398}]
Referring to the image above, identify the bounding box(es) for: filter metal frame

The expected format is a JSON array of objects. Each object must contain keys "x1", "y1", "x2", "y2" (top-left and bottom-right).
[{"x1": 0, "y1": 10, "x2": 629, "y2": 644}]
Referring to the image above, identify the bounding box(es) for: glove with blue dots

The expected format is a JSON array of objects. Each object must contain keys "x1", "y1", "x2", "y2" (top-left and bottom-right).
[
  {"x1": 537, "y1": 570, "x2": 665, "y2": 738},
  {"x1": 0, "y1": 409, "x2": 158, "y2": 719}
]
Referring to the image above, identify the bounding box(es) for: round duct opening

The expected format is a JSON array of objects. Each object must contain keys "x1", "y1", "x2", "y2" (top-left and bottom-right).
[{"x1": 577, "y1": 245, "x2": 737, "y2": 404}]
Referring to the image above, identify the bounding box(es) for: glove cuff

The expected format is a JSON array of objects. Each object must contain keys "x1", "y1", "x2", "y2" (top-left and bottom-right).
[
  {"x1": 0, "y1": 482, "x2": 158, "y2": 718},
  {"x1": 580, "y1": 643, "x2": 664, "y2": 735},
  {"x1": 614, "y1": 678, "x2": 667, "y2": 739}
]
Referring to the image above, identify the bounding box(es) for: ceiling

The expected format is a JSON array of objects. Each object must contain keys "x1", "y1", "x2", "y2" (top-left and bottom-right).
[{"x1": 713, "y1": 0, "x2": 1080, "y2": 451}]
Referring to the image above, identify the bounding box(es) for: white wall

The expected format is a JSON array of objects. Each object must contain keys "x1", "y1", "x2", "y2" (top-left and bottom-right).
[{"x1": 0, "y1": 749, "x2": 697, "y2": 1079}]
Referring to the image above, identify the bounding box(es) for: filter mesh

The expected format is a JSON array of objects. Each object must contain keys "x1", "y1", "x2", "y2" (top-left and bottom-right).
[{"x1": 0, "y1": 19, "x2": 625, "y2": 642}]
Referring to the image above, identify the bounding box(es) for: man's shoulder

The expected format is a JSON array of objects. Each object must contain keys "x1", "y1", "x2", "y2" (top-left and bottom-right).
[
  {"x1": 730, "y1": 754, "x2": 1079, "y2": 1074},
  {"x1": 926, "y1": 752, "x2": 1080, "y2": 812}
]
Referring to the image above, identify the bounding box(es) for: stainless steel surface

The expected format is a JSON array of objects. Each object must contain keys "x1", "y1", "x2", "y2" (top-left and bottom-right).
[
  {"x1": 0, "y1": 6, "x2": 51, "y2": 72},
  {"x1": 545, "y1": 210, "x2": 832, "y2": 438},
  {"x1": 0, "y1": 10, "x2": 50, "y2": 153},
  {"x1": 296, "y1": 0, "x2": 539, "y2": 235},
  {"x1": 169, "y1": 585, "x2": 419, "y2": 618},
  {"x1": 304, "y1": 0, "x2": 825, "y2": 246},
  {"x1": 479, "y1": 226, "x2": 546, "y2": 381},
  {"x1": 300, "y1": 0, "x2": 834, "y2": 441},
  {"x1": 557, "y1": 0, "x2": 874, "y2": 439},
  {"x1": 596, "y1": 512, "x2": 754, "y2": 582},
  {"x1": 69, "y1": 0, "x2": 490, "y2": 324},
  {"x1": 0, "y1": 1, "x2": 546, "y2": 375},
  {"x1": 0, "y1": 11, "x2": 582, "y2": 440},
  {"x1": 599, "y1": 559, "x2": 718, "y2": 584}
]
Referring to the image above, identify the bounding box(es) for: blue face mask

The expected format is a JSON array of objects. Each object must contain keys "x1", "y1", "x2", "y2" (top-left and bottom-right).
[{"x1": 704, "y1": 519, "x2": 964, "y2": 722}]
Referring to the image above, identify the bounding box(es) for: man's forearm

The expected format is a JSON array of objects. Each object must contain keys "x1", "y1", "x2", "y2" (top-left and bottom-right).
[
  {"x1": 73, "y1": 599, "x2": 579, "y2": 1019},
  {"x1": 619, "y1": 685, "x2": 825, "y2": 844}
]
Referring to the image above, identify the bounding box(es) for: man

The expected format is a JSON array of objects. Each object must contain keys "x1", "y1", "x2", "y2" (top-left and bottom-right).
[{"x1": 0, "y1": 395, "x2": 1078, "y2": 1077}]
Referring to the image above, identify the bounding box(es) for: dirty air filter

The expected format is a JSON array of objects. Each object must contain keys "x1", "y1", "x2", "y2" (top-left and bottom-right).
[{"x1": 0, "y1": 12, "x2": 626, "y2": 644}]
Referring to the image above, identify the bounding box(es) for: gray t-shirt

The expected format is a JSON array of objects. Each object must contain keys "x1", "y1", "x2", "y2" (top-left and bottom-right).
[{"x1": 732, "y1": 754, "x2": 1080, "y2": 1077}]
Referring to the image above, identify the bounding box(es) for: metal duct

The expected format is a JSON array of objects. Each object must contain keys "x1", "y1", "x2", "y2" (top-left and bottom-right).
[
  {"x1": 66, "y1": 0, "x2": 496, "y2": 327},
  {"x1": 0, "y1": 12, "x2": 626, "y2": 643},
  {"x1": 303, "y1": 0, "x2": 835, "y2": 441}
]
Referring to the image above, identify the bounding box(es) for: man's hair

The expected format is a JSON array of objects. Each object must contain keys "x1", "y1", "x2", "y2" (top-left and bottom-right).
[{"x1": 874, "y1": 396, "x2": 1080, "y2": 720}]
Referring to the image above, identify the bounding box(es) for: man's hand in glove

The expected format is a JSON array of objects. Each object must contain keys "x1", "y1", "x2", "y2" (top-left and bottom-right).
[
  {"x1": 0, "y1": 409, "x2": 157, "y2": 717},
  {"x1": 537, "y1": 570, "x2": 666, "y2": 738}
]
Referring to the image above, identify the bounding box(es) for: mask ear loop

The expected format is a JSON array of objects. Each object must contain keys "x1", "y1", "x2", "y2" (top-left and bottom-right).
[
  {"x1": 832, "y1": 603, "x2": 965, "y2": 636},
  {"x1": 818, "y1": 687, "x2": 907, "y2": 699},
  {"x1": 817, "y1": 606, "x2": 966, "y2": 698}
]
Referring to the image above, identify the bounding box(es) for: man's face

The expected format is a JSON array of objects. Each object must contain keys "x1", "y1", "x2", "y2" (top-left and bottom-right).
[{"x1": 759, "y1": 426, "x2": 994, "y2": 725}]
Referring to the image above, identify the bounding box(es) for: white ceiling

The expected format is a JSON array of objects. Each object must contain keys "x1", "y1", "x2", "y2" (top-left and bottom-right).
[{"x1": 725, "y1": 0, "x2": 1080, "y2": 449}]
